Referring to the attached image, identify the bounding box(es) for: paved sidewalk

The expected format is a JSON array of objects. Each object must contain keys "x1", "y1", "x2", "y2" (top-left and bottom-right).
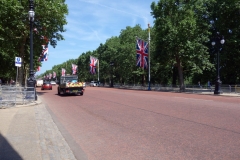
[
  {"x1": 191, "y1": 91, "x2": 240, "y2": 97},
  {"x1": 0, "y1": 97, "x2": 76, "y2": 160}
]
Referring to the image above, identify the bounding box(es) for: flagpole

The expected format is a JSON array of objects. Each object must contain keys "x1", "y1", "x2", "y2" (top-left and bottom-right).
[
  {"x1": 98, "y1": 59, "x2": 99, "y2": 83},
  {"x1": 148, "y1": 23, "x2": 151, "y2": 91}
]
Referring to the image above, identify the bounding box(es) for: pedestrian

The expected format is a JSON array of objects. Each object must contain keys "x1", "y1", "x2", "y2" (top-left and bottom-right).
[
  {"x1": 10, "y1": 79, "x2": 15, "y2": 85},
  {"x1": 208, "y1": 81, "x2": 212, "y2": 91},
  {"x1": 0, "y1": 78, "x2": 2, "y2": 86},
  {"x1": 207, "y1": 81, "x2": 211, "y2": 88},
  {"x1": 198, "y1": 81, "x2": 202, "y2": 88}
]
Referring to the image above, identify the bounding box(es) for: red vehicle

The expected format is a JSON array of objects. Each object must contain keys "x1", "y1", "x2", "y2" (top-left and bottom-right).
[{"x1": 41, "y1": 81, "x2": 52, "y2": 90}]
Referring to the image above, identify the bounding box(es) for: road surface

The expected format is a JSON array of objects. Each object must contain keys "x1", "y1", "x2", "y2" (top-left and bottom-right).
[{"x1": 37, "y1": 86, "x2": 240, "y2": 160}]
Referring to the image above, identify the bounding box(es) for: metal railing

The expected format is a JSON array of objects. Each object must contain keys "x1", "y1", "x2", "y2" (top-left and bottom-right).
[
  {"x1": 185, "y1": 84, "x2": 240, "y2": 94},
  {"x1": 0, "y1": 85, "x2": 35, "y2": 108},
  {"x1": 101, "y1": 83, "x2": 240, "y2": 94}
]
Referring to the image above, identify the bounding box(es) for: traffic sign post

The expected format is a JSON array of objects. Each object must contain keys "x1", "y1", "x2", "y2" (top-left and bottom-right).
[{"x1": 15, "y1": 57, "x2": 22, "y2": 86}]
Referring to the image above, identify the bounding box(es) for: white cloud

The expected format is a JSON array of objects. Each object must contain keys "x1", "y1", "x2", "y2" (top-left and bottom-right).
[{"x1": 38, "y1": 0, "x2": 156, "y2": 74}]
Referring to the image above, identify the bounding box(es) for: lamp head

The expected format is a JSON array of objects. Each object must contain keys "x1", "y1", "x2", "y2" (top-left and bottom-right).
[
  {"x1": 220, "y1": 36, "x2": 225, "y2": 44},
  {"x1": 28, "y1": 10, "x2": 35, "y2": 21},
  {"x1": 220, "y1": 39, "x2": 225, "y2": 44}
]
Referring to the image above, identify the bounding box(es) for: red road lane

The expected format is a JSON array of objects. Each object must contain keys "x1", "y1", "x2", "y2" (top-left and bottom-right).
[{"x1": 37, "y1": 86, "x2": 240, "y2": 160}]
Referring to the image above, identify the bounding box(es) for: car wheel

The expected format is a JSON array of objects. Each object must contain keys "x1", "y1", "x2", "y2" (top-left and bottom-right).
[{"x1": 63, "y1": 89, "x2": 66, "y2": 96}]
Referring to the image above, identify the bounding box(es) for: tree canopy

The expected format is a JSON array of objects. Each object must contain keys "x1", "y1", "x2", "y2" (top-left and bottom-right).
[
  {"x1": 2, "y1": 0, "x2": 240, "y2": 88},
  {"x1": 0, "y1": 0, "x2": 68, "y2": 84}
]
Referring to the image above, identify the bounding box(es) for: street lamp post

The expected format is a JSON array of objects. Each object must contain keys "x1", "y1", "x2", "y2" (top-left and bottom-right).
[
  {"x1": 211, "y1": 32, "x2": 225, "y2": 95},
  {"x1": 27, "y1": 0, "x2": 37, "y2": 100}
]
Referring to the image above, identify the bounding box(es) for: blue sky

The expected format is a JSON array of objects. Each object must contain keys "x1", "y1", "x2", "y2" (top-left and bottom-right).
[{"x1": 37, "y1": 0, "x2": 157, "y2": 75}]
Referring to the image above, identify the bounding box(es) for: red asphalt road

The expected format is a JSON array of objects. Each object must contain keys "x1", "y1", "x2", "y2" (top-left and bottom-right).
[{"x1": 37, "y1": 86, "x2": 240, "y2": 160}]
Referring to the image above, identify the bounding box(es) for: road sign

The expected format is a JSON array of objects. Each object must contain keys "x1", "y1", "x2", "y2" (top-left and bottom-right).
[{"x1": 15, "y1": 57, "x2": 21, "y2": 67}]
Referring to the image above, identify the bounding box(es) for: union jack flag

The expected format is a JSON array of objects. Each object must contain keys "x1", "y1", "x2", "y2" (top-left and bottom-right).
[
  {"x1": 49, "y1": 73, "x2": 52, "y2": 79},
  {"x1": 62, "y1": 68, "x2": 66, "y2": 76},
  {"x1": 40, "y1": 54, "x2": 48, "y2": 62},
  {"x1": 41, "y1": 36, "x2": 49, "y2": 44},
  {"x1": 90, "y1": 56, "x2": 98, "y2": 74},
  {"x1": 33, "y1": 28, "x2": 39, "y2": 34},
  {"x1": 53, "y1": 71, "x2": 56, "y2": 78},
  {"x1": 42, "y1": 45, "x2": 48, "y2": 56},
  {"x1": 39, "y1": 45, "x2": 48, "y2": 61},
  {"x1": 37, "y1": 66, "x2": 40, "y2": 71},
  {"x1": 136, "y1": 38, "x2": 148, "y2": 69},
  {"x1": 72, "y1": 64, "x2": 78, "y2": 75}
]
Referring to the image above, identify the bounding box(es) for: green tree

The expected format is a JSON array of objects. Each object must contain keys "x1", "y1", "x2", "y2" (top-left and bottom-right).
[
  {"x1": 95, "y1": 43, "x2": 108, "y2": 84},
  {"x1": 118, "y1": 25, "x2": 147, "y2": 85},
  {"x1": 208, "y1": 0, "x2": 240, "y2": 84},
  {"x1": 93, "y1": 38, "x2": 116, "y2": 85},
  {"x1": 0, "y1": 0, "x2": 68, "y2": 85},
  {"x1": 151, "y1": 0, "x2": 213, "y2": 91},
  {"x1": 0, "y1": 0, "x2": 26, "y2": 82}
]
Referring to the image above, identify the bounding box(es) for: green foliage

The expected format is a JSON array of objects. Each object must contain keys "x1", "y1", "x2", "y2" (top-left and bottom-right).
[
  {"x1": 2, "y1": 0, "x2": 240, "y2": 86},
  {"x1": 0, "y1": 0, "x2": 68, "y2": 83},
  {"x1": 208, "y1": 0, "x2": 240, "y2": 84},
  {"x1": 151, "y1": 0, "x2": 214, "y2": 90},
  {"x1": 0, "y1": 0, "x2": 26, "y2": 79}
]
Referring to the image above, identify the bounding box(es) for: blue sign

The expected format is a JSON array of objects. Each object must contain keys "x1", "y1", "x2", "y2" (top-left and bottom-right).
[{"x1": 15, "y1": 57, "x2": 22, "y2": 67}]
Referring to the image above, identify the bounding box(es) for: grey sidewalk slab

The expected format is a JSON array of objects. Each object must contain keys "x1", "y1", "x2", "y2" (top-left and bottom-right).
[
  {"x1": 192, "y1": 91, "x2": 240, "y2": 97},
  {"x1": 0, "y1": 98, "x2": 76, "y2": 160},
  {"x1": 0, "y1": 106, "x2": 42, "y2": 160}
]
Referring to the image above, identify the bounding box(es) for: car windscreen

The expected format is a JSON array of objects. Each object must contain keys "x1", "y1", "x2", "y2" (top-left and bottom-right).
[{"x1": 61, "y1": 77, "x2": 78, "y2": 83}]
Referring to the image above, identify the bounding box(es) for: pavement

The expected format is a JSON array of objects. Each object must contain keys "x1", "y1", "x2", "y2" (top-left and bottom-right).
[
  {"x1": 0, "y1": 91, "x2": 239, "y2": 160},
  {"x1": 0, "y1": 97, "x2": 77, "y2": 160}
]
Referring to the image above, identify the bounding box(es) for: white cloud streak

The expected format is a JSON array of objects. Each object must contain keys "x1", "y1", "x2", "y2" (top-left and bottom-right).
[{"x1": 38, "y1": 0, "x2": 155, "y2": 75}]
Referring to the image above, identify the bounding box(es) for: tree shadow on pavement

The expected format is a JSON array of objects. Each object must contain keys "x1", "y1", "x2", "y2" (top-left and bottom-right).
[{"x1": 0, "y1": 133, "x2": 23, "y2": 160}]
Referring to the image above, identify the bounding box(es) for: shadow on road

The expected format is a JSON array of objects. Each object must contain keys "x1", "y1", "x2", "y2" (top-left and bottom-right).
[
  {"x1": 36, "y1": 91, "x2": 49, "y2": 96},
  {"x1": 55, "y1": 94, "x2": 83, "y2": 97},
  {"x1": 0, "y1": 133, "x2": 23, "y2": 160}
]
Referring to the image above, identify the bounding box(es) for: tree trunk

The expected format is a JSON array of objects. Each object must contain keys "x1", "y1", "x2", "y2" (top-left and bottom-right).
[
  {"x1": 120, "y1": 77, "x2": 122, "y2": 86},
  {"x1": 25, "y1": 67, "x2": 28, "y2": 87},
  {"x1": 172, "y1": 64, "x2": 178, "y2": 87},
  {"x1": 176, "y1": 55, "x2": 185, "y2": 92},
  {"x1": 18, "y1": 36, "x2": 27, "y2": 86}
]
